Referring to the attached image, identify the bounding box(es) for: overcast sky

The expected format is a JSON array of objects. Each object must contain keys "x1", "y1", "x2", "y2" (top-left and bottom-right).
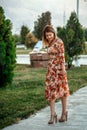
[{"x1": 0, "y1": 0, "x2": 87, "y2": 34}]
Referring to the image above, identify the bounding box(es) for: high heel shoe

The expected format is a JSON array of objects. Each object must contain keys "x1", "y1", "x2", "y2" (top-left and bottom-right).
[
  {"x1": 59, "y1": 111, "x2": 68, "y2": 122},
  {"x1": 48, "y1": 114, "x2": 57, "y2": 124}
]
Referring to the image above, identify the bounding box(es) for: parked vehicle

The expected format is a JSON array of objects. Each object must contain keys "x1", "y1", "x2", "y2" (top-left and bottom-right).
[{"x1": 33, "y1": 41, "x2": 43, "y2": 52}]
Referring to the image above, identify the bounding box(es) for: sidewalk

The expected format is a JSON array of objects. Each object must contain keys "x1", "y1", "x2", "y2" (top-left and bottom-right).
[{"x1": 2, "y1": 86, "x2": 87, "y2": 130}]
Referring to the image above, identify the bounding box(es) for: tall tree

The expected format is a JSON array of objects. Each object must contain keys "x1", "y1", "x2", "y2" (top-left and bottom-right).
[
  {"x1": 13, "y1": 34, "x2": 21, "y2": 45},
  {"x1": 20, "y1": 25, "x2": 30, "y2": 44},
  {"x1": 84, "y1": 28, "x2": 87, "y2": 41},
  {"x1": 33, "y1": 11, "x2": 51, "y2": 40},
  {"x1": 0, "y1": 6, "x2": 16, "y2": 87},
  {"x1": 66, "y1": 11, "x2": 85, "y2": 57},
  {"x1": 57, "y1": 11, "x2": 85, "y2": 68},
  {"x1": 25, "y1": 32, "x2": 38, "y2": 48}
]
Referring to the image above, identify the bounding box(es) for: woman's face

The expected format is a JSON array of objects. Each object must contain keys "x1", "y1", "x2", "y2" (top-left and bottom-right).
[{"x1": 45, "y1": 32, "x2": 55, "y2": 43}]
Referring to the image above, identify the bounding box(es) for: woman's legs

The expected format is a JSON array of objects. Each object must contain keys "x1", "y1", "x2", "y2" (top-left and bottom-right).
[
  {"x1": 49, "y1": 100, "x2": 55, "y2": 116},
  {"x1": 48, "y1": 96, "x2": 68, "y2": 123},
  {"x1": 48, "y1": 100, "x2": 57, "y2": 124},
  {"x1": 61, "y1": 96, "x2": 67, "y2": 115},
  {"x1": 59, "y1": 96, "x2": 68, "y2": 122}
]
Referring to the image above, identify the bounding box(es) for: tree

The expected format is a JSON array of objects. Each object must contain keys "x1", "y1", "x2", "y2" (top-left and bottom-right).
[
  {"x1": 20, "y1": 25, "x2": 30, "y2": 44},
  {"x1": 13, "y1": 34, "x2": 21, "y2": 45},
  {"x1": 66, "y1": 12, "x2": 85, "y2": 56},
  {"x1": 33, "y1": 11, "x2": 51, "y2": 40},
  {"x1": 57, "y1": 11, "x2": 85, "y2": 68},
  {"x1": 25, "y1": 32, "x2": 38, "y2": 48},
  {"x1": 84, "y1": 28, "x2": 87, "y2": 41},
  {"x1": 0, "y1": 6, "x2": 16, "y2": 87}
]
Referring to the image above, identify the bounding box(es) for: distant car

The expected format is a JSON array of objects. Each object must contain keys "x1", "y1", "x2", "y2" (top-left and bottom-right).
[
  {"x1": 16, "y1": 44, "x2": 27, "y2": 49},
  {"x1": 33, "y1": 41, "x2": 43, "y2": 52}
]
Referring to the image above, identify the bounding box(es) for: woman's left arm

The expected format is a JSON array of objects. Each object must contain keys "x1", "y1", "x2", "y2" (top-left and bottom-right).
[{"x1": 59, "y1": 42, "x2": 66, "y2": 75}]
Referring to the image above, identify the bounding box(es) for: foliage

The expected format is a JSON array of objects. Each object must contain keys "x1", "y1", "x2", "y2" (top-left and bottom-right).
[
  {"x1": 20, "y1": 25, "x2": 30, "y2": 44},
  {"x1": 0, "y1": 6, "x2": 16, "y2": 87},
  {"x1": 66, "y1": 12, "x2": 85, "y2": 55},
  {"x1": 13, "y1": 34, "x2": 21, "y2": 45},
  {"x1": 0, "y1": 65, "x2": 87, "y2": 129},
  {"x1": 57, "y1": 11, "x2": 85, "y2": 68},
  {"x1": 33, "y1": 11, "x2": 51, "y2": 40},
  {"x1": 25, "y1": 32, "x2": 38, "y2": 48},
  {"x1": 84, "y1": 27, "x2": 87, "y2": 41}
]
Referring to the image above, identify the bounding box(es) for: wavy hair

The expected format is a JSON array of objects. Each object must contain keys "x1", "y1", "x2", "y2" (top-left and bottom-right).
[{"x1": 42, "y1": 25, "x2": 56, "y2": 46}]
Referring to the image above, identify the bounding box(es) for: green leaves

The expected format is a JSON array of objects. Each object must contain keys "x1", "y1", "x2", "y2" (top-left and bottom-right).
[
  {"x1": 0, "y1": 6, "x2": 16, "y2": 87},
  {"x1": 20, "y1": 25, "x2": 30, "y2": 44},
  {"x1": 33, "y1": 11, "x2": 51, "y2": 40},
  {"x1": 57, "y1": 11, "x2": 85, "y2": 68},
  {"x1": 0, "y1": 42, "x2": 6, "y2": 65}
]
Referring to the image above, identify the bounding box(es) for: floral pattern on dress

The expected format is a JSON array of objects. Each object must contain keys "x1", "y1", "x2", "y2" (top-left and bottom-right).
[{"x1": 45, "y1": 38, "x2": 70, "y2": 101}]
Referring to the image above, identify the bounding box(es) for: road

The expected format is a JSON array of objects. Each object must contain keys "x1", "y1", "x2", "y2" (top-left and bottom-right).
[
  {"x1": 16, "y1": 54, "x2": 30, "y2": 64},
  {"x1": 16, "y1": 54, "x2": 87, "y2": 66}
]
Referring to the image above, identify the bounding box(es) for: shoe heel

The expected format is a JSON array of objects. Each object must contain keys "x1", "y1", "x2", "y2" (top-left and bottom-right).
[
  {"x1": 59, "y1": 111, "x2": 68, "y2": 122},
  {"x1": 48, "y1": 115, "x2": 54, "y2": 124},
  {"x1": 54, "y1": 115, "x2": 57, "y2": 123},
  {"x1": 66, "y1": 111, "x2": 68, "y2": 121},
  {"x1": 48, "y1": 114, "x2": 57, "y2": 124}
]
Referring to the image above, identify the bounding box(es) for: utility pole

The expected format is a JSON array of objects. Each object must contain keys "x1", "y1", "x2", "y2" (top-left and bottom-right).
[
  {"x1": 77, "y1": 0, "x2": 87, "y2": 19},
  {"x1": 77, "y1": 0, "x2": 79, "y2": 19},
  {"x1": 63, "y1": 10, "x2": 66, "y2": 26}
]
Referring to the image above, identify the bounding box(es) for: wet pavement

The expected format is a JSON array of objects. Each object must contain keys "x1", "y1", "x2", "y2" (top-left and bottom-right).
[{"x1": 2, "y1": 86, "x2": 87, "y2": 130}]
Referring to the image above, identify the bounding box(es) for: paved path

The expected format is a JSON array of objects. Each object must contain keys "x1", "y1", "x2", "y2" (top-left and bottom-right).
[{"x1": 2, "y1": 86, "x2": 87, "y2": 130}]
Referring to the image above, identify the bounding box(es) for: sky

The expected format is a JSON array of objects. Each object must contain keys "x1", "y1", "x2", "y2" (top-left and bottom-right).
[{"x1": 0, "y1": 0, "x2": 87, "y2": 34}]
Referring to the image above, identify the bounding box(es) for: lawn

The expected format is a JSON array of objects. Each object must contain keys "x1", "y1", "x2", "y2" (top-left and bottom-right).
[
  {"x1": 16, "y1": 48, "x2": 32, "y2": 54},
  {"x1": 0, "y1": 65, "x2": 87, "y2": 129}
]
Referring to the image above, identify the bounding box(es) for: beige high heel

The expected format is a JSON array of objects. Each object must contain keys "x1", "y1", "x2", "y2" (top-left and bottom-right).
[
  {"x1": 59, "y1": 111, "x2": 68, "y2": 122},
  {"x1": 48, "y1": 114, "x2": 57, "y2": 124}
]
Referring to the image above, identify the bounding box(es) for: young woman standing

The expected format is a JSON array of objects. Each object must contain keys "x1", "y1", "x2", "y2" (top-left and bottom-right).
[{"x1": 42, "y1": 25, "x2": 70, "y2": 124}]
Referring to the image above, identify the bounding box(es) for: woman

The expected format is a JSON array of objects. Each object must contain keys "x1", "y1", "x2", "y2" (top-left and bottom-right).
[{"x1": 42, "y1": 25, "x2": 70, "y2": 124}]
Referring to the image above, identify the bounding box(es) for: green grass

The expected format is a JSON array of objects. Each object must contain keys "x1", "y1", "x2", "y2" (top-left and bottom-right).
[
  {"x1": 16, "y1": 48, "x2": 32, "y2": 54},
  {"x1": 82, "y1": 43, "x2": 87, "y2": 54},
  {"x1": 0, "y1": 65, "x2": 87, "y2": 129}
]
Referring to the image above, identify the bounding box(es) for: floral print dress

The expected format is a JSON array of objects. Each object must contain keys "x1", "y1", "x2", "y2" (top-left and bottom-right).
[{"x1": 45, "y1": 38, "x2": 70, "y2": 102}]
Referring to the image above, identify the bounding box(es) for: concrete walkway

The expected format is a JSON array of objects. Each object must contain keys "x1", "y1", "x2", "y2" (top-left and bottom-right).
[{"x1": 2, "y1": 86, "x2": 87, "y2": 130}]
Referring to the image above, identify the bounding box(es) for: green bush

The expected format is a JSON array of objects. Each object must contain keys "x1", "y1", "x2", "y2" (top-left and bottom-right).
[{"x1": 0, "y1": 6, "x2": 16, "y2": 87}]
